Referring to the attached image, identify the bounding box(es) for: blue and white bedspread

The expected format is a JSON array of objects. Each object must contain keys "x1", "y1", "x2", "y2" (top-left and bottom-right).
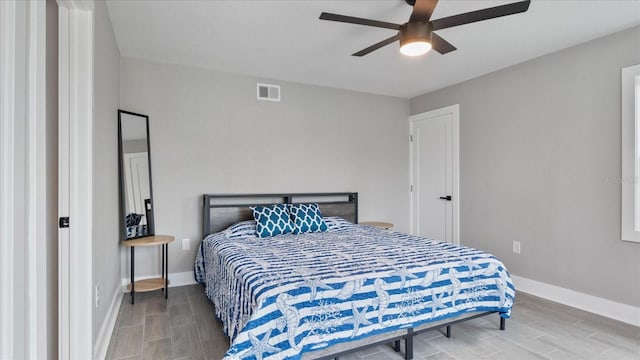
[{"x1": 195, "y1": 221, "x2": 515, "y2": 360}]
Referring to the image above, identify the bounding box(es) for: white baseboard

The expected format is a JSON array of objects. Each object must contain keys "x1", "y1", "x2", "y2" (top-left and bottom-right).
[
  {"x1": 511, "y1": 275, "x2": 640, "y2": 327},
  {"x1": 167, "y1": 271, "x2": 198, "y2": 287},
  {"x1": 93, "y1": 287, "x2": 123, "y2": 360},
  {"x1": 120, "y1": 271, "x2": 197, "y2": 291}
]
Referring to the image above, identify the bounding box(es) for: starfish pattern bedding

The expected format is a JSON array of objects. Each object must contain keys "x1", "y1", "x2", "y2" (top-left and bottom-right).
[{"x1": 195, "y1": 221, "x2": 515, "y2": 360}]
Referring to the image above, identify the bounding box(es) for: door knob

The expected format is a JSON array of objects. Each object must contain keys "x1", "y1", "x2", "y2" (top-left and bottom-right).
[{"x1": 439, "y1": 195, "x2": 452, "y2": 201}]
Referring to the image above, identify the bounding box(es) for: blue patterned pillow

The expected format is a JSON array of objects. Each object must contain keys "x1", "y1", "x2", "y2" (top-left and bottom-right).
[
  {"x1": 289, "y1": 203, "x2": 328, "y2": 234},
  {"x1": 224, "y1": 220, "x2": 257, "y2": 239},
  {"x1": 250, "y1": 204, "x2": 294, "y2": 238}
]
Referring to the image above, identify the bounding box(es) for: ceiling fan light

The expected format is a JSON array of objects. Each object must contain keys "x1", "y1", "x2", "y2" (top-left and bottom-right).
[
  {"x1": 399, "y1": 22, "x2": 432, "y2": 57},
  {"x1": 400, "y1": 40, "x2": 432, "y2": 56}
]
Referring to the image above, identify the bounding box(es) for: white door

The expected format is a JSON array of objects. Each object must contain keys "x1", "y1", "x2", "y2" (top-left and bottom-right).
[
  {"x1": 124, "y1": 152, "x2": 150, "y2": 224},
  {"x1": 410, "y1": 105, "x2": 459, "y2": 244},
  {"x1": 58, "y1": 3, "x2": 94, "y2": 359}
]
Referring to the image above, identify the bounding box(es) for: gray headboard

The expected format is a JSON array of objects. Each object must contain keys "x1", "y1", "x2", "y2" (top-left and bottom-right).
[{"x1": 202, "y1": 192, "x2": 358, "y2": 238}]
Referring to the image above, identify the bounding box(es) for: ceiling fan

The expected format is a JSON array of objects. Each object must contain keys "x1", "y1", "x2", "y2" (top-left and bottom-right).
[{"x1": 319, "y1": 0, "x2": 531, "y2": 57}]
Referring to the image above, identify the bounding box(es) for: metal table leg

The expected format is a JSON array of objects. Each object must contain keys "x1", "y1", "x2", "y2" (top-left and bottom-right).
[
  {"x1": 161, "y1": 244, "x2": 165, "y2": 292},
  {"x1": 165, "y1": 243, "x2": 168, "y2": 299},
  {"x1": 131, "y1": 246, "x2": 135, "y2": 304}
]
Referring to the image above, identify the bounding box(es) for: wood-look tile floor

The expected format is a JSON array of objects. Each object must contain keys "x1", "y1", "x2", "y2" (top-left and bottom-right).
[{"x1": 105, "y1": 284, "x2": 640, "y2": 360}]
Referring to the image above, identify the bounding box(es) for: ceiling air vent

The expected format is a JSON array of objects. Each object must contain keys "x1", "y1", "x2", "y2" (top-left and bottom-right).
[{"x1": 257, "y1": 83, "x2": 280, "y2": 102}]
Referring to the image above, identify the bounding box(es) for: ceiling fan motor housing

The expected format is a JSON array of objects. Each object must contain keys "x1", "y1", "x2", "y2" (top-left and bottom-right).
[{"x1": 400, "y1": 22, "x2": 433, "y2": 47}]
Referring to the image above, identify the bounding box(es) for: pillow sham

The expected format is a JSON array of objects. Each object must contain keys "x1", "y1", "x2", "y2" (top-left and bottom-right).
[
  {"x1": 323, "y1": 216, "x2": 353, "y2": 232},
  {"x1": 250, "y1": 204, "x2": 295, "y2": 238},
  {"x1": 289, "y1": 203, "x2": 328, "y2": 234},
  {"x1": 223, "y1": 220, "x2": 257, "y2": 239}
]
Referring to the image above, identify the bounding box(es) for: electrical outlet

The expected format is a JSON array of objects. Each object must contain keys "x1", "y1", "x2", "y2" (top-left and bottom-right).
[
  {"x1": 182, "y1": 238, "x2": 190, "y2": 251},
  {"x1": 95, "y1": 284, "x2": 100, "y2": 308},
  {"x1": 513, "y1": 241, "x2": 521, "y2": 254}
]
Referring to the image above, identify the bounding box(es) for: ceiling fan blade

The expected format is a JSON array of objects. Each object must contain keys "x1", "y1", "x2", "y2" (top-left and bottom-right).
[
  {"x1": 320, "y1": 12, "x2": 401, "y2": 30},
  {"x1": 409, "y1": 0, "x2": 439, "y2": 22},
  {"x1": 352, "y1": 34, "x2": 400, "y2": 57},
  {"x1": 431, "y1": 0, "x2": 530, "y2": 31},
  {"x1": 431, "y1": 33, "x2": 456, "y2": 54}
]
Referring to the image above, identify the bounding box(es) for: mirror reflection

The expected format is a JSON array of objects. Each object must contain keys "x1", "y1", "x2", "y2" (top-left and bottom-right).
[{"x1": 118, "y1": 110, "x2": 155, "y2": 239}]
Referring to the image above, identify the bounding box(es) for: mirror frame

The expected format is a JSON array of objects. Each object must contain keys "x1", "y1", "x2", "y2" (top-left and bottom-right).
[{"x1": 118, "y1": 109, "x2": 155, "y2": 240}]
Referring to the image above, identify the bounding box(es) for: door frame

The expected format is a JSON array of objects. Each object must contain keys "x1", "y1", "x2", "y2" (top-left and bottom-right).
[
  {"x1": 58, "y1": 0, "x2": 94, "y2": 358},
  {"x1": 0, "y1": 4, "x2": 20, "y2": 357},
  {"x1": 409, "y1": 104, "x2": 460, "y2": 244},
  {"x1": 0, "y1": 0, "x2": 49, "y2": 358}
]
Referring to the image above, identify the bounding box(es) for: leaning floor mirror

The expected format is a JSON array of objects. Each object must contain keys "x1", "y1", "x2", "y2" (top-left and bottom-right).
[{"x1": 118, "y1": 110, "x2": 155, "y2": 240}]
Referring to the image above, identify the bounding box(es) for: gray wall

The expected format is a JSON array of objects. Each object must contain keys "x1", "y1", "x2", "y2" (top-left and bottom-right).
[
  {"x1": 411, "y1": 26, "x2": 640, "y2": 307},
  {"x1": 92, "y1": 0, "x2": 121, "y2": 347},
  {"x1": 120, "y1": 57, "x2": 410, "y2": 277}
]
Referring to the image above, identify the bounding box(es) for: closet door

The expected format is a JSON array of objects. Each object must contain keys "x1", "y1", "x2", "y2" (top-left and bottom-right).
[{"x1": 410, "y1": 105, "x2": 459, "y2": 244}]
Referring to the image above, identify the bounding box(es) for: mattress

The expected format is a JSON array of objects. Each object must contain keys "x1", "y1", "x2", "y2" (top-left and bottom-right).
[{"x1": 195, "y1": 220, "x2": 515, "y2": 359}]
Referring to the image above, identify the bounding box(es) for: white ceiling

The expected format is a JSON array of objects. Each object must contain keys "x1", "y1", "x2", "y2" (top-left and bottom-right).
[{"x1": 106, "y1": 0, "x2": 640, "y2": 98}]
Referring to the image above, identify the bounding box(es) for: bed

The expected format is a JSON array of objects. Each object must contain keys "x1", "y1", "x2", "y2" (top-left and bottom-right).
[{"x1": 195, "y1": 193, "x2": 515, "y2": 360}]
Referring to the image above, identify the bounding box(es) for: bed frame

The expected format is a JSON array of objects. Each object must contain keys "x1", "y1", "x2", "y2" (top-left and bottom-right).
[
  {"x1": 202, "y1": 192, "x2": 358, "y2": 237},
  {"x1": 201, "y1": 192, "x2": 505, "y2": 360}
]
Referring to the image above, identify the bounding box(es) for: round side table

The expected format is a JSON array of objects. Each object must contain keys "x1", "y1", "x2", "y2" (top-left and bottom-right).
[{"x1": 122, "y1": 235, "x2": 174, "y2": 304}]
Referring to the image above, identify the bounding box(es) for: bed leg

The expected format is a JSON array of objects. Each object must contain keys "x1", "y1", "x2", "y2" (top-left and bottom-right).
[
  {"x1": 446, "y1": 325, "x2": 452, "y2": 338},
  {"x1": 500, "y1": 317, "x2": 506, "y2": 330},
  {"x1": 393, "y1": 340, "x2": 401, "y2": 352},
  {"x1": 405, "y1": 328, "x2": 414, "y2": 360}
]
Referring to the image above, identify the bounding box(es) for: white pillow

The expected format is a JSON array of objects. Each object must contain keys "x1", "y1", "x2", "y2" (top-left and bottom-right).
[
  {"x1": 223, "y1": 220, "x2": 257, "y2": 239},
  {"x1": 323, "y1": 216, "x2": 353, "y2": 232}
]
